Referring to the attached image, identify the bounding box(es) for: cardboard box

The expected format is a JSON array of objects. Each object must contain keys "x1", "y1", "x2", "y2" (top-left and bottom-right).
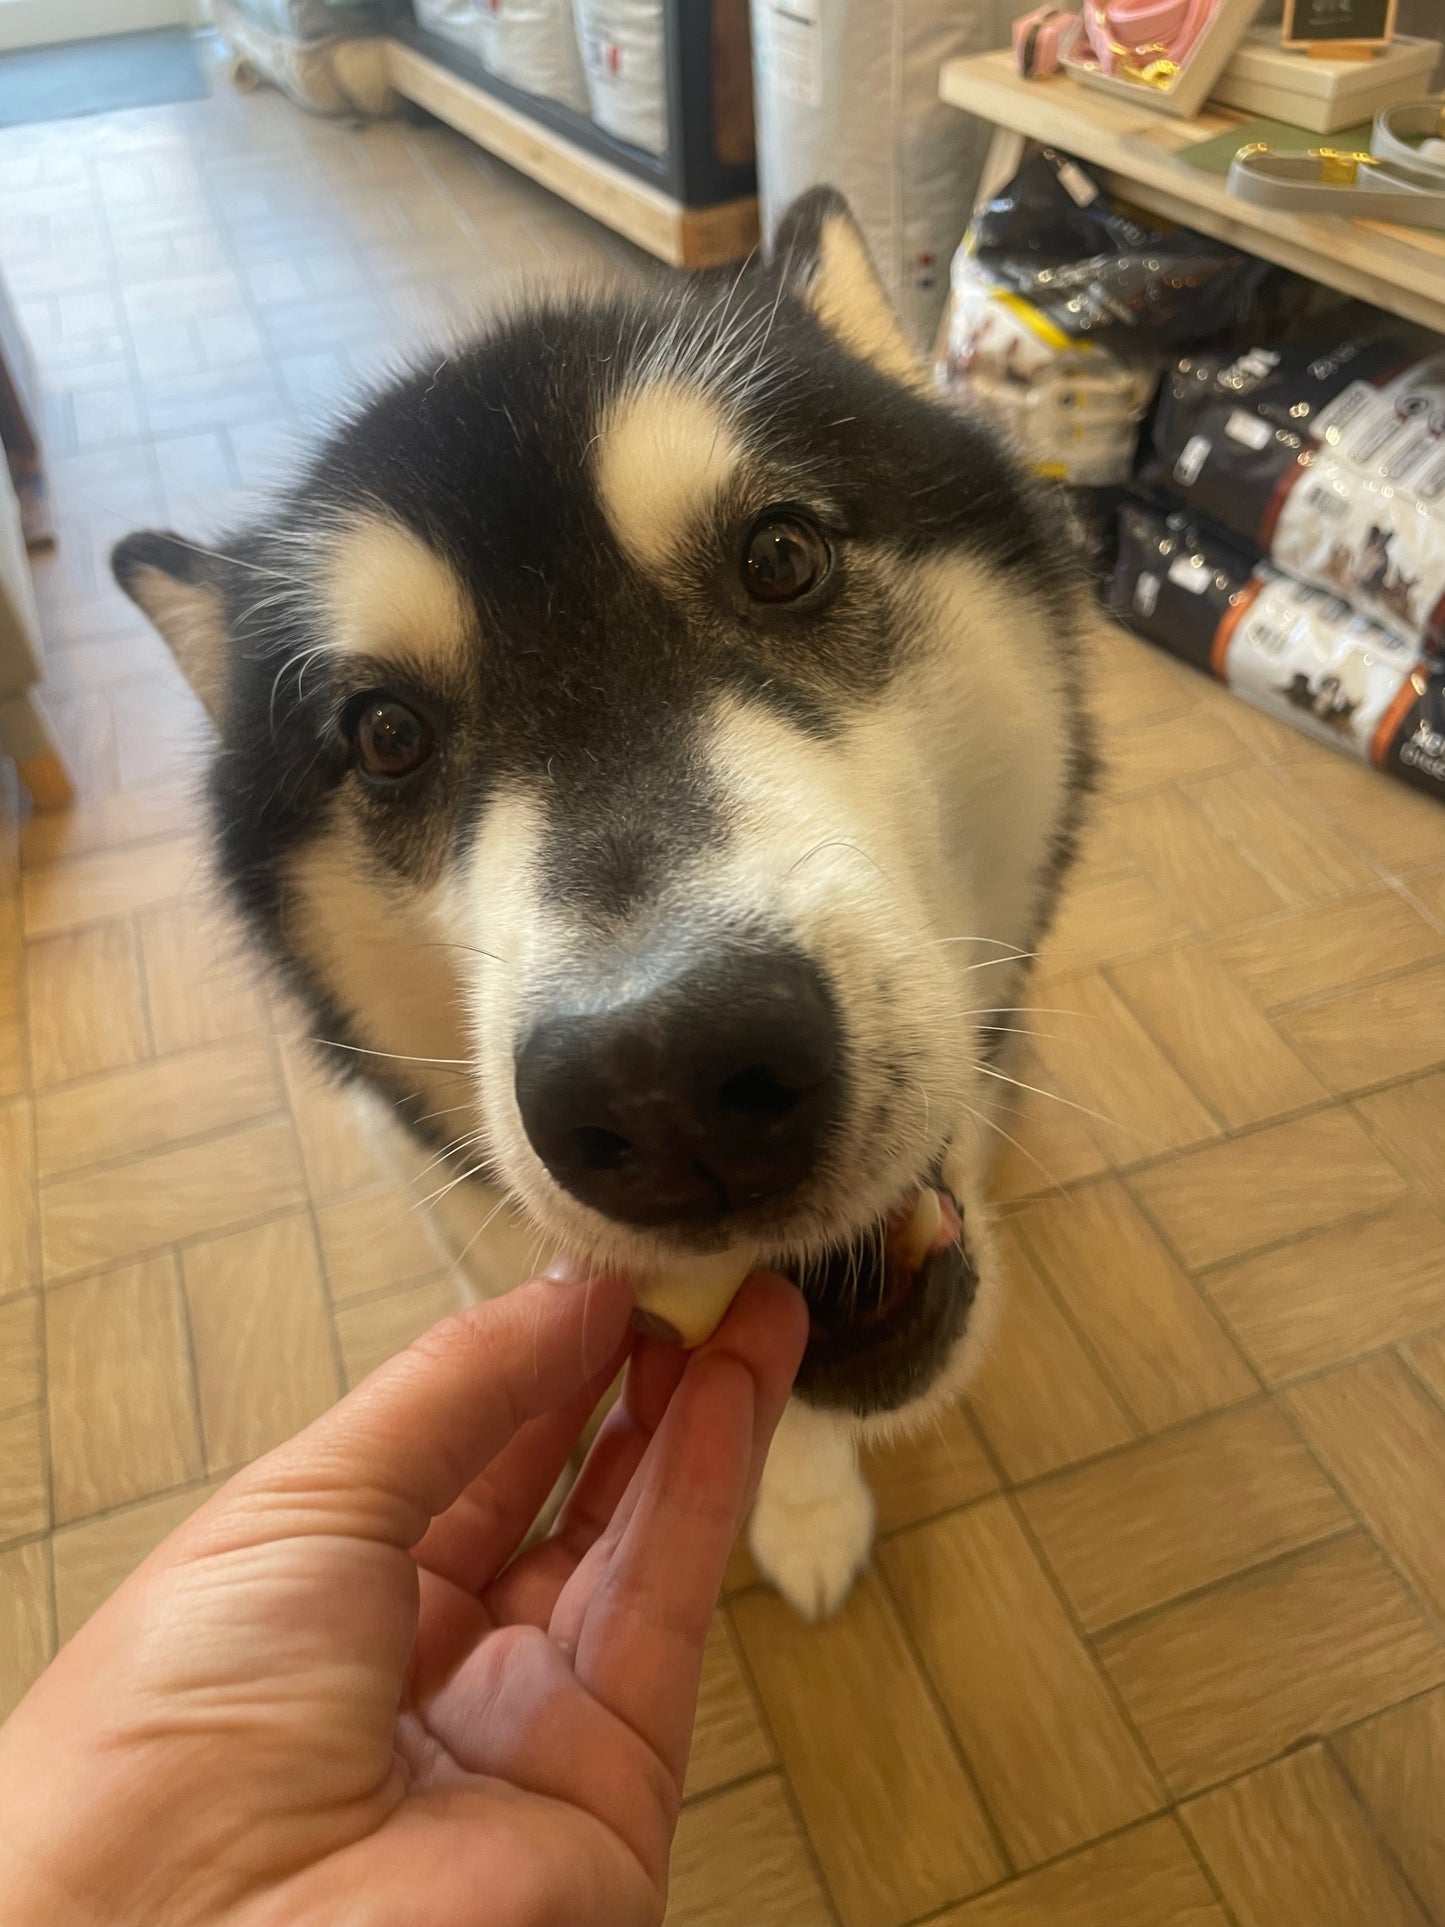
[{"x1": 1212, "y1": 28, "x2": 1439, "y2": 132}]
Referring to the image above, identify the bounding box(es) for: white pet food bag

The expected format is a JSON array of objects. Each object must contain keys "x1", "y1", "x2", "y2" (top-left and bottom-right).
[
  {"x1": 477, "y1": 0, "x2": 588, "y2": 112},
  {"x1": 940, "y1": 251, "x2": 1158, "y2": 485},
  {"x1": 412, "y1": 0, "x2": 484, "y2": 57},
  {"x1": 1221, "y1": 569, "x2": 1420, "y2": 763},
  {"x1": 573, "y1": 0, "x2": 667, "y2": 156},
  {"x1": 1270, "y1": 354, "x2": 1445, "y2": 659},
  {"x1": 750, "y1": 0, "x2": 1018, "y2": 349}
]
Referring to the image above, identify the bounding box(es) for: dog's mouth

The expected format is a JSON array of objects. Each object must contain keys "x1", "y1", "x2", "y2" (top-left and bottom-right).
[{"x1": 782, "y1": 1174, "x2": 979, "y2": 1414}]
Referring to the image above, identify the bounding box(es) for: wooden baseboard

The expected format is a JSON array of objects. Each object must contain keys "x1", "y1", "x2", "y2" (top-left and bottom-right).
[
  {"x1": 676, "y1": 197, "x2": 762, "y2": 269},
  {"x1": 384, "y1": 40, "x2": 758, "y2": 269},
  {"x1": 17, "y1": 749, "x2": 74, "y2": 813},
  {"x1": 14, "y1": 469, "x2": 54, "y2": 553}
]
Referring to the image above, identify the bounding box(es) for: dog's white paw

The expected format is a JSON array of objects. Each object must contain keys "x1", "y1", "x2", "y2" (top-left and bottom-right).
[{"x1": 748, "y1": 1476, "x2": 876, "y2": 1622}]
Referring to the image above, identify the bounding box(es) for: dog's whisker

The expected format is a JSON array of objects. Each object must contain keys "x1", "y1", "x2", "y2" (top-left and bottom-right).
[
  {"x1": 412, "y1": 1158, "x2": 493, "y2": 1214},
  {"x1": 444, "y1": 1193, "x2": 513, "y2": 1289},
  {"x1": 411, "y1": 1099, "x2": 475, "y2": 1126},
  {"x1": 968, "y1": 1006, "x2": 1086, "y2": 1019},
  {"x1": 972, "y1": 1061, "x2": 1126, "y2": 1137},
  {"x1": 267, "y1": 642, "x2": 332, "y2": 741},
  {"x1": 412, "y1": 1126, "x2": 491, "y2": 1183},
  {"x1": 958, "y1": 1098, "x2": 1068, "y2": 1199},
  {"x1": 415, "y1": 938, "x2": 513, "y2": 971},
  {"x1": 978, "y1": 1032, "x2": 1078, "y2": 1048},
  {"x1": 163, "y1": 534, "x2": 290, "y2": 582},
  {"x1": 312, "y1": 1038, "x2": 471, "y2": 1070},
  {"x1": 782, "y1": 837, "x2": 890, "y2": 885},
  {"x1": 929, "y1": 935, "x2": 1030, "y2": 951}
]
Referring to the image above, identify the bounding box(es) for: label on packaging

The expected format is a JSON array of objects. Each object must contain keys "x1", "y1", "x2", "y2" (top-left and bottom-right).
[
  {"x1": 757, "y1": 0, "x2": 821, "y2": 107},
  {"x1": 1225, "y1": 408, "x2": 1273, "y2": 451},
  {"x1": 1057, "y1": 161, "x2": 1099, "y2": 207},
  {"x1": 1386, "y1": 680, "x2": 1445, "y2": 800},
  {"x1": 1174, "y1": 433, "x2": 1211, "y2": 487},
  {"x1": 1133, "y1": 571, "x2": 1160, "y2": 617},
  {"x1": 1168, "y1": 555, "x2": 1211, "y2": 594}
]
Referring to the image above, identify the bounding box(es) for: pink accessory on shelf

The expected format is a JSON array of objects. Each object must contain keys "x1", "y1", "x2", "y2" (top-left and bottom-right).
[
  {"x1": 1083, "y1": 0, "x2": 1215, "y2": 85},
  {"x1": 1013, "y1": 5, "x2": 1081, "y2": 78}
]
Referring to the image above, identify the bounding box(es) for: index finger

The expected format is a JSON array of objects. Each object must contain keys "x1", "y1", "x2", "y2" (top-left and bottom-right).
[
  {"x1": 224, "y1": 1266, "x2": 635, "y2": 1550},
  {"x1": 569, "y1": 1274, "x2": 806, "y2": 1786}
]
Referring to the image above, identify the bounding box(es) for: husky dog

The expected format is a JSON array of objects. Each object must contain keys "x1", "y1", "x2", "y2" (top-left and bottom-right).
[{"x1": 112, "y1": 191, "x2": 1092, "y2": 1619}]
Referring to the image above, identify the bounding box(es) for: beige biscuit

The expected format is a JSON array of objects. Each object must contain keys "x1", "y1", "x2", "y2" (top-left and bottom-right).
[{"x1": 633, "y1": 1249, "x2": 756, "y2": 1347}]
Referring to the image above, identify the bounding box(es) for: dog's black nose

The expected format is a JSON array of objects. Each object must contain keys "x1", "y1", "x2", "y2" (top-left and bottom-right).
[{"x1": 514, "y1": 944, "x2": 843, "y2": 1227}]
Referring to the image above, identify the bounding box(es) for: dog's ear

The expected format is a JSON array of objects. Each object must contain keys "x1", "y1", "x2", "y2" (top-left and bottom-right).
[
  {"x1": 111, "y1": 530, "x2": 230, "y2": 721},
  {"x1": 773, "y1": 186, "x2": 920, "y2": 387}
]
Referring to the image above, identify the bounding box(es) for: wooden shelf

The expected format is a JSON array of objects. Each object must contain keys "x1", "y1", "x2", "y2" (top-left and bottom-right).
[
  {"x1": 385, "y1": 39, "x2": 758, "y2": 269},
  {"x1": 940, "y1": 49, "x2": 1445, "y2": 336}
]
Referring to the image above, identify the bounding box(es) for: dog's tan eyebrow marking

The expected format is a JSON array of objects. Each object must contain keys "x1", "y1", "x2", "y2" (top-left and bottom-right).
[
  {"x1": 321, "y1": 514, "x2": 472, "y2": 664},
  {"x1": 594, "y1": 380, "x2": 743, "y2": 573}
]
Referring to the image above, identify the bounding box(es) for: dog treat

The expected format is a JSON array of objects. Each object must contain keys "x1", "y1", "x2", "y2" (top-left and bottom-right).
[
  {"x1": 1141, "y1": 336, "x2": 1445, "y2": 660},
  {"x1": 1109, "y1": 500, "x2": 1445, "y2": 803},
  {"x1": 631, "y1": 1249, "x2": 756, "y2": 1347}
]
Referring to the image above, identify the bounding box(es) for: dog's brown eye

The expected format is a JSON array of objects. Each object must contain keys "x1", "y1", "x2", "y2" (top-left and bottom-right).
[
  {"x1": 353, "y1": 698, "x2": 433, "y2": 779},
  {"x1": 742, "y1": 512, "x2": 830, "y2": 603}
]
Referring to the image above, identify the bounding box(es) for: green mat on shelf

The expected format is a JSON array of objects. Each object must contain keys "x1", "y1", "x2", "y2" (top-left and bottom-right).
[{"x1": 1178, "y1": 116, "x2": 1375, "y2": 176}]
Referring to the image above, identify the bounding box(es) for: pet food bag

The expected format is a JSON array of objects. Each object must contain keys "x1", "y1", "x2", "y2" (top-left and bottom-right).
[
  {"x1": 1110, "y1": 500, "x2": 1443, "y2": 801},
  {"x1": 751, "y1": 0, "x2": 1020, "y2": 348},
  {"x1": 237, "y1": 0, "x2": 384, "y2": 42},
  {"x1": 217, "y1": 0, "x2": 394, "y2": 113},
  {"x1": 476, "y1": 0, "x2": 588, "y2": 111},
  {"x1": 412, "y1": 0, "x2": 483, "y2": 55},
  {"x1": 939, "y1": 251, "x2": 1158, "y2": 486},
  {"x1": 573, "y1": 0, "x2": 666, "y2": 154},
  {"x1": 965, "y1": 151, "x2": 1273, "y2": 353},
  {"x1": 1142, "y1": 337, "x2": 1445, "y2": 661},
  {"x1": 938, "y1": 150, "x2": 1272, "y2": 485},
  {"x1": 1380, "y1": 666, "x2": 1445, "y2": 803}
]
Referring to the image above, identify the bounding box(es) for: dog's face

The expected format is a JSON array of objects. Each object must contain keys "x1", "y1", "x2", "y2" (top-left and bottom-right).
[{"x1": 115, "y1": 193, "x2": 1087, "y2": 1419}]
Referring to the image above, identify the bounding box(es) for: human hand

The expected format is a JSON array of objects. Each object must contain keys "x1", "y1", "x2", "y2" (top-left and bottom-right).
[{"x1": 0, "y1": 1267, "x2": 807, "y2": 1927}]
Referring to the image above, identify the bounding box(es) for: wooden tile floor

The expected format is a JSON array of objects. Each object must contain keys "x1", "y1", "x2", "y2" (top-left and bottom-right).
[{"x1": 4, "y1": 57, "x2": 1445, "y2": 1927}]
